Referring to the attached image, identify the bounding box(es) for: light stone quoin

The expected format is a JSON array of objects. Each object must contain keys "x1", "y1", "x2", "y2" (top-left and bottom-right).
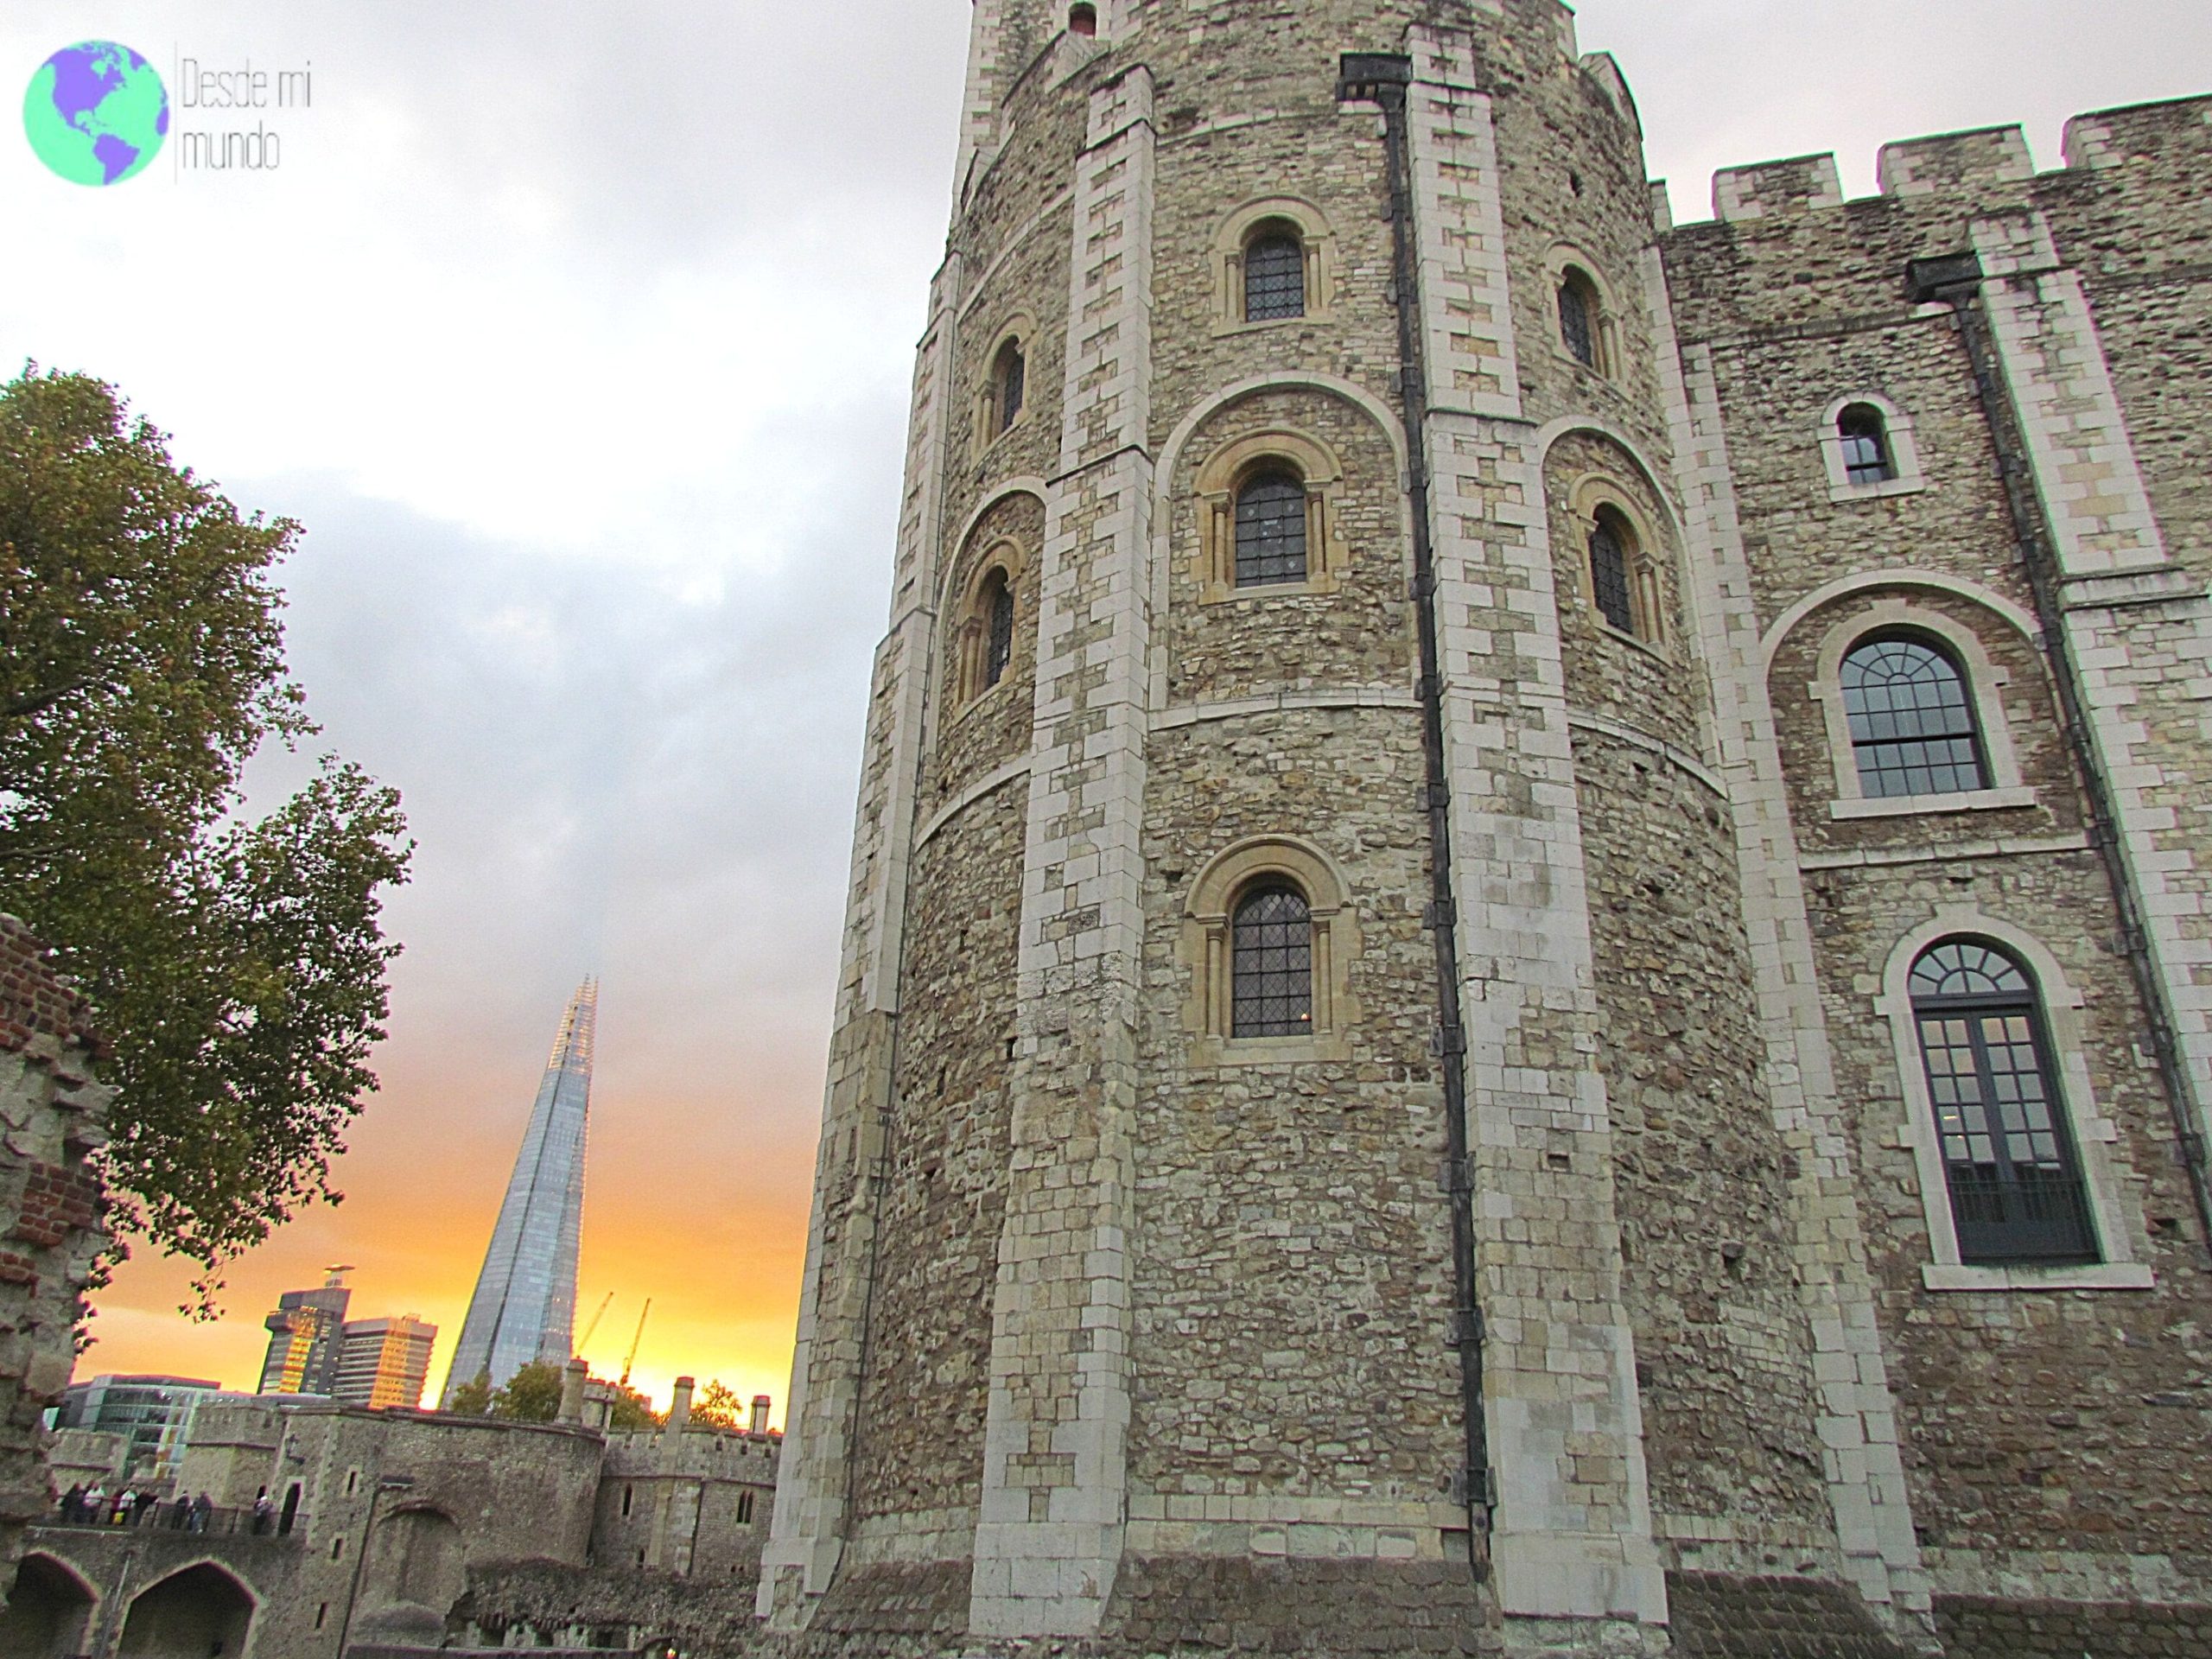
[{"x1": 764, "y1": 2, "x2": 2212, "y2": 1652}]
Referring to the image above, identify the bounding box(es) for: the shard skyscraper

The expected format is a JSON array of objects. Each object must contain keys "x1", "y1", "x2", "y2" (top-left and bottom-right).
[{"x1": 442, "y1": 979, "x2": 595, "y2": 1402}]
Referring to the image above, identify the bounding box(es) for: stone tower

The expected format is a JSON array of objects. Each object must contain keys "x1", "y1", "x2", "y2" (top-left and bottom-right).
[{"x1": 764, "y1": 2, "x2": 2212, "y2": 1654}]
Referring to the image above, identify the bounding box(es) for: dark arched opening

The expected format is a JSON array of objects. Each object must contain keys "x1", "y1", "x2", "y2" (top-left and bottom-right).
[
  {"x1": 0, "y1": 1554, "x2": 97, "y2": 1657},
  {"x1": 118, "y1": 1562, "x2": 253, "y2": 1658}
]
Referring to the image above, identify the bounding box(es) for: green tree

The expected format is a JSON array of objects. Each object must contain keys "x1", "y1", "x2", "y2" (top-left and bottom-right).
[
  {"x1": 443, "y1": 1371, "x2": 493, "y2": 1417},
  {"x1": 690, "y1": 1380, "x2": 747, "y2": 1430},
  {"x1": 0, "y1": 366, "x2": 411, "y2": 1307},
  {"x1": 489, "y1": 1359, "x2": 564, "y2": 1424},
  {"x1": 601, "y1": 1379, "x2": 660, "y2": 1432}
]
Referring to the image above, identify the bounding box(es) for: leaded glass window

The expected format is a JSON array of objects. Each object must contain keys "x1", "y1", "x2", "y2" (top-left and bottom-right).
[
  {"x1": 1232, "y1": 885, "x2": 1313, "y2": 1038},
  {"x1": 1588, "y1": 514, "x2": 1634, "y2": 633},
  {"x1": 995, "y1": 341, "x2": 1025, "y2": 435},
  {"x1": 1235, "y1": 472, "x2": 1307, "y2": 588},
  {"x1": 984, "y1": 575, "x2": 1014, "y2": 690},
  {"x1": 1840, "y1": 405, "x2": 1896, "y2": 486},
  {"x1": 1911, "y1": 940, "x2": 2097, "y2": 1265},
  {"x1": 1840, "y1": 635, "x2": 1987, "y2": 798},
  {"x1": 1244, "y1": 232, "x2": 1306, "y2": 321},
  {"x1": 1559, "y1": 275, "x2": 1597, "y2": 368}
]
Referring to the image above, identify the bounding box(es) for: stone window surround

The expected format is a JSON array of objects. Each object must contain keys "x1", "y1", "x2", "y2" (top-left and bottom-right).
[
  {"x1": 1564, "y1": 471, "x2": 1669, "y2": 652},
  {"x1": 1211, "y1": 196, "x2": 1337, "y2": 335},
  {"x1": 946, "y1": 538, "x2": 1027, "y2": 717},
  {"x1": 1545, "y1": 244, "x2": 1622, "y2": 381},
  {"x1": 1179, "y1": 835, "x2": 1361, "y2": 1067},
  {"x1": 969, "y1": 314, "x2": 1036, "y2": 460},
  {"x1": 1191, "y1": 427, "x2": 1351, "y2": 604},
  {"x1": 1818, "y1": 391, "x2": 1929, "y2": 503},
  {"x1": 1872, "y1": 909, "x2": 2153, "y2": 1293},
  {"x1": 1804, "y1": 595, "x2": 2037, "y2": 820}
]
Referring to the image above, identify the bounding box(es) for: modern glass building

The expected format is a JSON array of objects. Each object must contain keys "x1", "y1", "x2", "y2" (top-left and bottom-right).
[{"x1": 441, "y1": 980, "x2": 595, "y2": 1403}]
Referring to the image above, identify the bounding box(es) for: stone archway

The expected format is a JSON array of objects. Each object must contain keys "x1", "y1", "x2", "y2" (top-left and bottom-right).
[
  {"x1": 117, "y1": 1562, "x2": 252, "y2": 1657},
  {"x1": 0, "y1": 1554, "x2": 98, "y2": 1657}
]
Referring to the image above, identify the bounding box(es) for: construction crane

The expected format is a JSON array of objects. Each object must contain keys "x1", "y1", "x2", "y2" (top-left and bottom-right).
[
  {"x1": 576, "y1": 1291, "x2": 614, "y2": 1354},
  {"x1": 619, "y1": 1298, "x2": 652, "y2": 1389}
]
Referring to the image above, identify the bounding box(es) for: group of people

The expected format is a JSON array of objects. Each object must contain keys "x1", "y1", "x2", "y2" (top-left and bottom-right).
[{"x1": 55, "y1": 1484, "x2": 216, "y2": 1531}]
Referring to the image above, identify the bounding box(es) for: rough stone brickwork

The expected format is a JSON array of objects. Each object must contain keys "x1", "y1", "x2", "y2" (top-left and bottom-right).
[
  {"x1": 771, "y1": 0, "x2": 2212, "y2": 1654},
  {"x1": 0, "y1": 918, "x2": 111, "y2": 1577}
]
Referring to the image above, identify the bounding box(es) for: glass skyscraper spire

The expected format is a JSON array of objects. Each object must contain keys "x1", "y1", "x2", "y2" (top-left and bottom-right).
[{"x1": 442, "y1": 979, "x2": 595, "y2": 1402}]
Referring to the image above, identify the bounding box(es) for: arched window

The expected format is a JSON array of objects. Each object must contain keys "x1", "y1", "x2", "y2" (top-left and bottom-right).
[
  {"x1": 1068, "y1": 3, "x2": 1097, "y2": 36},
  {"x1": 1587, "y1": 510, "x2": 1636, "y2": 634},
  {"x1": 1838, "y1": 404, "x2": 1896, "y2": 486},
  {"x1": 1234, "y1": 470, "x2": 1307, "y2": 588},
  {"x1": 1243, "y1": 226, "x2": 1306, "y2": 321},
  {"x1": 1840, "y1": 634, "x2": 1988, "y2": 798},
  {"x1": 994, "y1": 338, "x2": 1026, "y2": 435},
  {"x1": 983, "y1": 572, "x2": 1014, "y2": 690},
  {"x1": 1558, "y1": 270, "x2": 1600, "y2": 369},
  {"x1": 1231, "y1": 884, "x2": 1313, "y2": 1038},
  {"x1": 1910, "y1": 940, "x2": 2096, "y2": 1265}
]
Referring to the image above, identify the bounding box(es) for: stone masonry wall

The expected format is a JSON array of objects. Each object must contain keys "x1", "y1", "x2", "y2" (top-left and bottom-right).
[{"x1": 0, "y1": 917, "x2": 111, "y2": 1572}]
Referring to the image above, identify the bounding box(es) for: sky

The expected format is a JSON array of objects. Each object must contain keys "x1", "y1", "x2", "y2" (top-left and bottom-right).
[{"x1": 3, "y1": 2, "x2": 2205, "y2": 1419}]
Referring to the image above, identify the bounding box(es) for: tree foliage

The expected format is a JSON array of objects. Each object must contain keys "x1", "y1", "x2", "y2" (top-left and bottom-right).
[
  {"x1": 690, "y1": 1380, "x2": 748, "y2": 1431},
  {"x1": 601, "y1": 1379, "x2": 660, "y2": 1432},
  {"x1": 0, "y1": 366, "x2": 411, "y2": 1306},
  {"x1": 443, "y1": 1371, "x2": 493, "y2": 1417},
  {"x1": 489, "y1": 1360, "x2": 564, "y2": 1424}
]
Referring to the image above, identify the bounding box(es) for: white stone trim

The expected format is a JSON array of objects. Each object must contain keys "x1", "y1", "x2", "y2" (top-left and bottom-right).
[
  {"x1": 1647, "y1": 241, "x2": 1935, "y2": 1630},
  {"x1": 1179, "y1": 834, "x2": 1362, "y2": 1067},
  {"x1": 1210, "y1": 195, "x2": 1338, "y2": 332},
  {"x1": 1818, "y1": 392, "x2": 1929, "y2": 503},
  {"x1": 1804, "y1": 597, "x2": 2031, "y2": 810},
  {"x1": 939, "y1": 480, "x2": 1052, "y2": 614},
  {"x1": 1872, "y1": 910, "x2": 2151, "y2": 1293},
  {"x1": 1760, "y1": 569, "x2": 2041, "y2": 671}
]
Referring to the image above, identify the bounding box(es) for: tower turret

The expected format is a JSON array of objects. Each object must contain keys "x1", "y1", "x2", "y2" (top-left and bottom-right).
[{"x1": 762, "y1": 3, "x2": 1934, "y2": 1654}]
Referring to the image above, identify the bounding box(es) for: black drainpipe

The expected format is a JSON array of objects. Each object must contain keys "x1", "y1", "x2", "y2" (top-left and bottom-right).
[
  {"x1": 1910, "y1": 251, "x2": 2212, "y2": 1262},
  {"x1": 1340, "y1": 50, "x2": 1496, "y2": 1556}
]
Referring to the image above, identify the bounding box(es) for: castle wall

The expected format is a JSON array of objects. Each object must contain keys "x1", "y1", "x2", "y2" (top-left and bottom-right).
[{"x1": 771, "y1": 0, "x2": 2212, "y2": 1651}]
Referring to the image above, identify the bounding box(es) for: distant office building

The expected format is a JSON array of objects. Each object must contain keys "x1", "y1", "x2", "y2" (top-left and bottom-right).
[
  {"x1": 257, "y1": 1268, "x2": 353, "y2": 1395},
  {"x1": 443, "y1": 981, "x2": 596, "y2": 1403},
  {"x1": 54, "y1": 1375, "x2": 247, "y2": 1478},
  {"x1": 331, "y1": 1315, "x2": 437, "y2": 1410}
]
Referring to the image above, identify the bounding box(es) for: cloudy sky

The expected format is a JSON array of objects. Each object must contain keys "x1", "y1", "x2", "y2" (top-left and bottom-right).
[{"x1": 4, "y1": 2, "x2": 2204, "y2": 1416}]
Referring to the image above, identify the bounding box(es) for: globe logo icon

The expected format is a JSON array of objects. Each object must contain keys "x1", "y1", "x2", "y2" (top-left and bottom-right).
[{"x1": 23, "y1": 41, "x2": 168, "y2": 186}]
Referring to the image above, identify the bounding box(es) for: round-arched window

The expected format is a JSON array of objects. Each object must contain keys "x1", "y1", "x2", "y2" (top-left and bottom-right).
[
  {"x1": 1558, "y1": 270, "x2": 1600, "y2": 370},
  {"x1": 1840, "y1": 634, "x2": 1987, "y2": 798},
  {"x1": 982, "y1": 571, "x2": 1014, "y2": 690},
  {"x1": 1587, "y1": 509, "x2": 1636, "y2": 635},
  {"x1": 1233, "y1": 470, "x2": 1307, "y2": 588},
  {"x1": 994, "y1": 338, "x2": 1026, "y2": 435},
  {"x1": 1243, "y1": 226, "x2": 1306, "y2": 321},
  {"x1": 1838, "y1": 404, "x2": 1897, "y2": 486},
  {"x1": 1231, "y1": 884, "x2": 1313, "y2": 1038},
  {"x1": 1910, "y1": 939, "x2": 2095, "y2": 1265}
]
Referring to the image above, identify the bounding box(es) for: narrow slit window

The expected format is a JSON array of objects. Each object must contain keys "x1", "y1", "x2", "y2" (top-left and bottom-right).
[
  {"x1": 1234, "y1": 471, "x2": 1308, "y2": 588},
  {"x1": 1839, "y1": 404, "x2": 1897, "y2": 486},
  {"x1": 1231, "y1": 885, "x2": 1313, "y2": 1038},
  {"x1": 1840, "y1": 635, "x2": 1988, "y2": 798},
  {"x1": 1559, "y1": 271, "x2": 1599, "y2": 369},
  {"x1": 995, "y1": 340, "x2": 1026, "y2": 435},
  {"x1": 1588, "y1": 512, "x2": 1635, "y2": 634},
  {"x1": 1243, "y1": 231, "x2": 1306, "y2": 321},
  {"x1": 984, "y1": 574, "x2": 1014, "y2": 690},
  {"x1": 1911, "y1": 940, "x2": 2097, "y2": 1266}
]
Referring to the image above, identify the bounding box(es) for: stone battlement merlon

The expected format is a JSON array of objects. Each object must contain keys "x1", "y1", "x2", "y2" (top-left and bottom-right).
[{"x1": 1703, "y1": 93, "x2": 2212, "y2": 228}]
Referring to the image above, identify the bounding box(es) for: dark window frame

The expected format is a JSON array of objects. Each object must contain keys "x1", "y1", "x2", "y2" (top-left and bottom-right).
[
  {"x1": 1231, "y1": 883, "x2": 1314, "y2": 1039},
  {"x1": 1587, "y1": 511, "x2": 1636, "y2": 635},
  {"x1": 983, "y1": 573, "x2": 1015, "y2": 690},
  {"x1": 1910, "y1": 940, "x2": 2098, "y2": 1267},
  {"x1": 1838, "y1": 404, "x2": 1897, "y2": 486},
  {"x1": 1243, "y1": 228, "x2": 1307, "y2": 322},
  {"x1": 994, "y1": 339, "x2": 1026, "y2": 435},
  {"x1": 1840, "y1": 632, "x2": 1990, "y2": 799},
  {"x1": 1558, "y1": 270, "x2": 1599, "y2": 370},
  {"x1": 1233, "y1": 469, "x2": 1309, "y2": 588}
]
